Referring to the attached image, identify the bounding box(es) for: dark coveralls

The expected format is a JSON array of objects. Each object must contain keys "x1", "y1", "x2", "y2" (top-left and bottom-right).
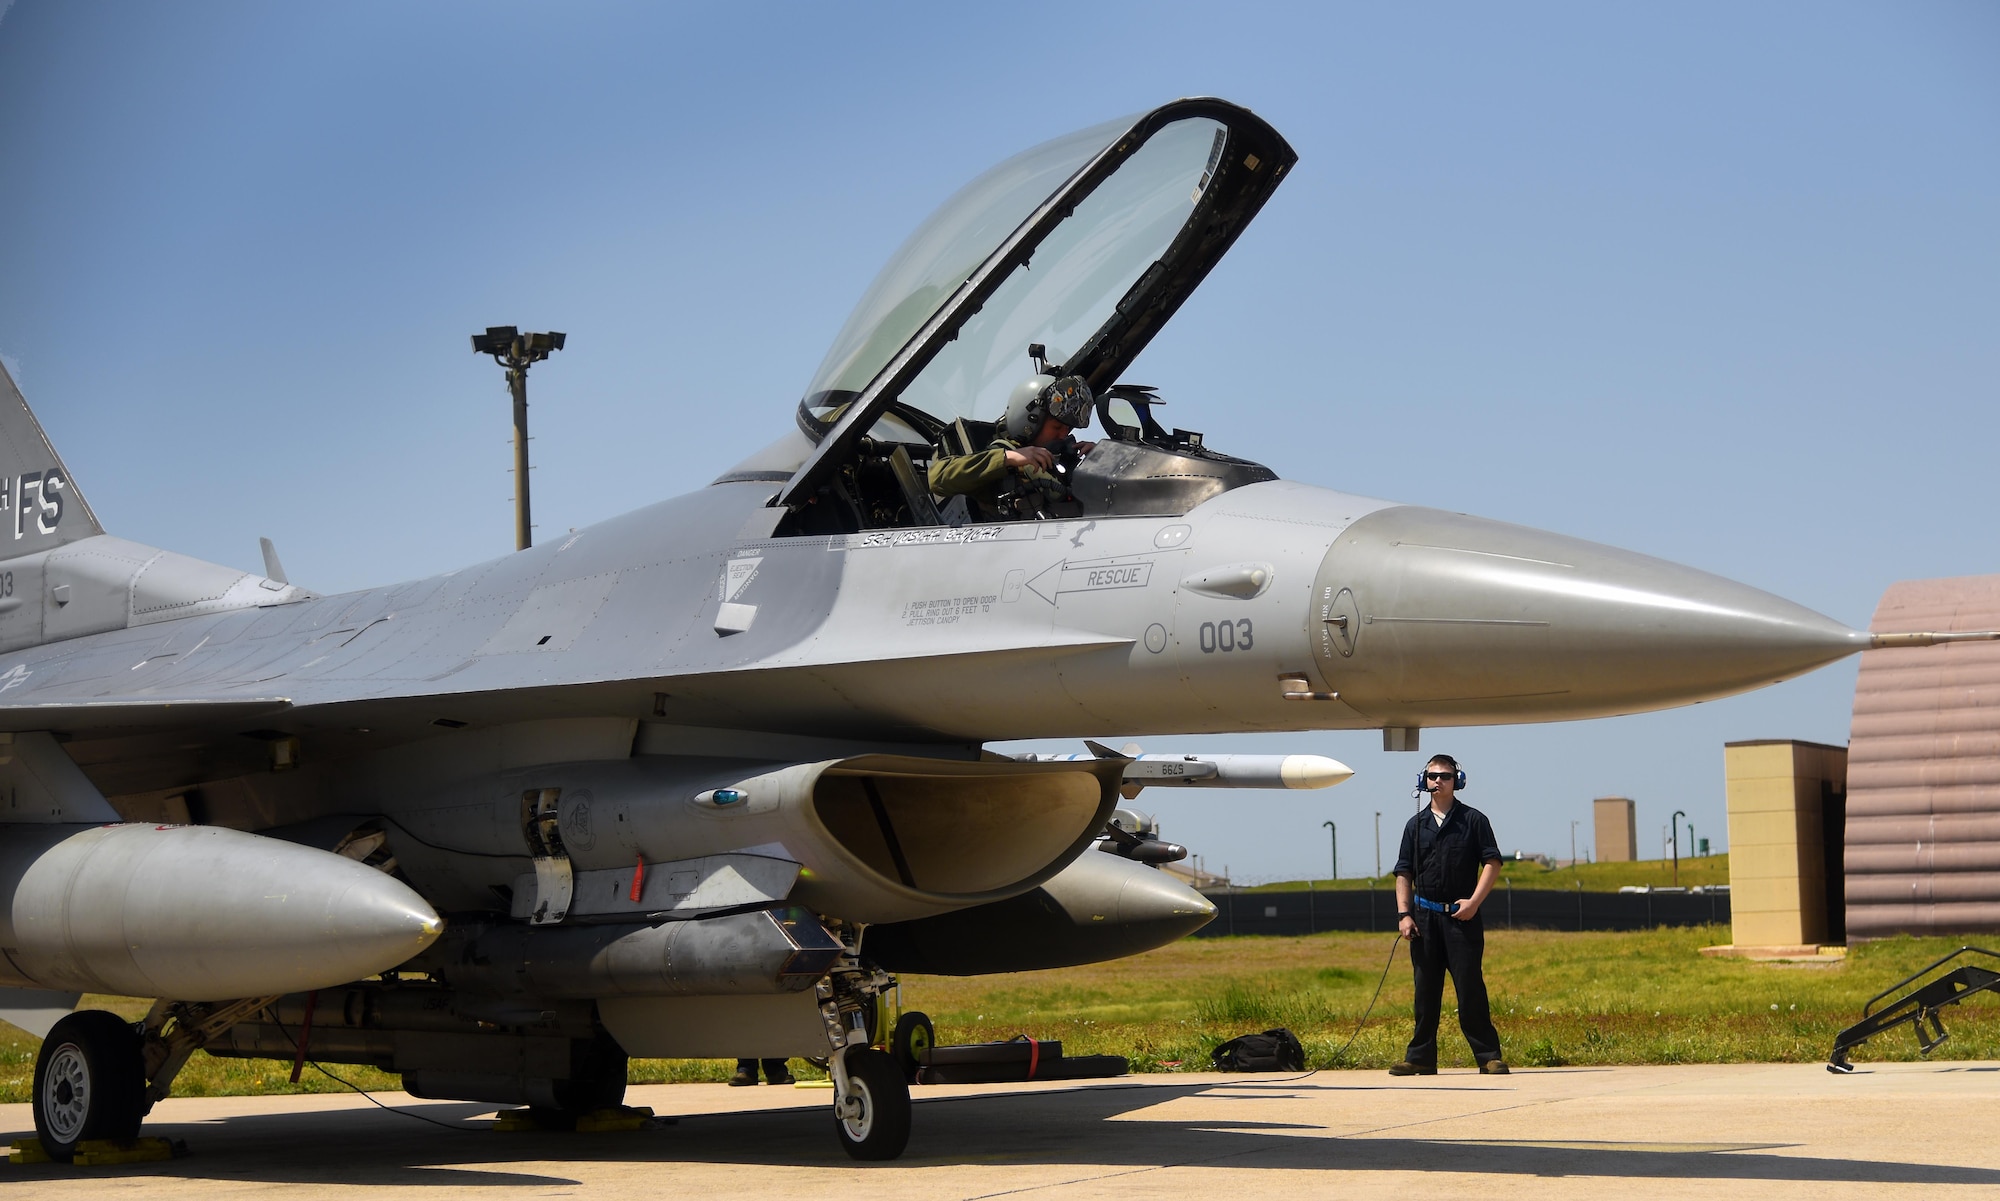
[{"x1": 1393, "y1": 803, "x2": 1504, "y2": 1068}]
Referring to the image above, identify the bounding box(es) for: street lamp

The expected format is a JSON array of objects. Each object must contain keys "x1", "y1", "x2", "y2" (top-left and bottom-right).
[
  {"x1": 1373, "y1": 811, "x2": 1382, "y2": 879},
  {"x1": 471, "y1": 326, "x2": 566, "y2": 551},
  {"x1": 1570, "y1": 819, "x2": 1579, "y2": 868},
  {"x1": 1672, "y1": 810, "x2": 1686, "y2": 886},
  {"x1": 1322, "y1": 820, "x2": 1337, "y2": 882}
]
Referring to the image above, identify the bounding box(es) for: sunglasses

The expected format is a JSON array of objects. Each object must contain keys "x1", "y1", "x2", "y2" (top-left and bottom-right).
[{"x1": 1423, "y1": 771, "x2": 1455, "y2": 781}]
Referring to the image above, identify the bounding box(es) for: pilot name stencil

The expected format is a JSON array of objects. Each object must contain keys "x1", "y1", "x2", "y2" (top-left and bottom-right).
[
  {"x1": 901, "y1": 595, "x2": 996, "y2": 626},
  {"x1": 851, "y1": 526, "x2": 1012, "y2": 549}
]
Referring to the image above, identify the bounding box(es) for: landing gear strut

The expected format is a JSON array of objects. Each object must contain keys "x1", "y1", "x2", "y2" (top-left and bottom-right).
[{"x1": 818, "y1": 934, "x2": 911, "y2": 1160}]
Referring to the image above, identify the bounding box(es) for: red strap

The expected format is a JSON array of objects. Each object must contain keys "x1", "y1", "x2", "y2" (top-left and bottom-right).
[
  {"x1": 630, "y1": 855, "x2": 646, "y2": 902},
  {"x1": 1027, "y1": 1037, "x2": 1040, "y2": 1079},
  {"x1": 289, "y1": 990, "x2": 318, "y2": 1084}
]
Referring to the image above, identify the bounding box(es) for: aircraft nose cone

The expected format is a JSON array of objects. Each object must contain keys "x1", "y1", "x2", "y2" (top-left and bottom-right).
[{"x1": 1311, "y1": 506, "x2": 1869, "y2": 725}]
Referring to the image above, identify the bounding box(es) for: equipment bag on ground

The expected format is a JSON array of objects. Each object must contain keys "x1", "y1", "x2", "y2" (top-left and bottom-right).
[{"x1": 1211, "y1": 1028, "x2": 1305, "y2": 1072}]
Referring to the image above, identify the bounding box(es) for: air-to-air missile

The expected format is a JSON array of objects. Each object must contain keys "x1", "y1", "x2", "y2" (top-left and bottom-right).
[
  {"x1": 4, "y1": 95, "x2": 1996, "y2": 1163},
  {"x1": 1016, "y1": 746, "x2": 1355, "y2": 791}
]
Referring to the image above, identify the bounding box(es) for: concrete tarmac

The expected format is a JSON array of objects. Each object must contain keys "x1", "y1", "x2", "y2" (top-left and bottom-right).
[{"x1": 3, "y1": 1062, "x2": 1997, "y2": 1199}]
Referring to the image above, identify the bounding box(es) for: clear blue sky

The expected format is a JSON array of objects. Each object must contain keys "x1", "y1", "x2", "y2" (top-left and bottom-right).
[{"x1": 1, "y1": 2, "x2": 1994, "y2": 882}]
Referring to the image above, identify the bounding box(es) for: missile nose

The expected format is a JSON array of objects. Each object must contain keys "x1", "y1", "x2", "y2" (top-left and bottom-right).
[
  {"x1": 1311, "y1": 506, "x2": 1869, "y2": 725},
  {"x1": 1280, "y1": 754, "x2": 1355, "y2": 789}
]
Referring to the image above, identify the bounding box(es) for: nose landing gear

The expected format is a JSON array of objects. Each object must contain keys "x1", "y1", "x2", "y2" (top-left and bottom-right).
[
  {"x1": 830, "y1": 1045, "x2": 911, "y2": 1160},
  {"x1": 817, "y1": 939, "x2": 913, "y2": 1160}
]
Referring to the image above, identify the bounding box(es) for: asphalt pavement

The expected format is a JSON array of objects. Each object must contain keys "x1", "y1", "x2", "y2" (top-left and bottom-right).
[{"x1": 3, "y1": 1061, "x2": 1996, "y2": 1198}]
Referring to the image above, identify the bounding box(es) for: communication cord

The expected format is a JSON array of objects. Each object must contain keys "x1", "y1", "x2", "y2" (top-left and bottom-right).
[
  {"x1": 1330, "y1": 931, "x2": 1405, "y2": 1064},
  {"x1": 1233, "y1": 930, "x2": 1404, "y2": 1086},
  {"x1": 269, "y1": 1012, "x2": 478, "y2": 1133},
  {"x1": 1258, "y1": 796, "x2": 1426, "y2": 1083}
]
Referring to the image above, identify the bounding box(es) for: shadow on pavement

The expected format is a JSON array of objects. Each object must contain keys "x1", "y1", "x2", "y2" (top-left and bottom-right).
[{"x1": 4, "y1": 1079, "x2": 1996, "y2": 1189}]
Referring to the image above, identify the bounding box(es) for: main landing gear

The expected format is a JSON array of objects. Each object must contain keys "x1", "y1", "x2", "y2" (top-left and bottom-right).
[{"x1": 32, "y1": 1012, "x2": 147, "y2": 1163}]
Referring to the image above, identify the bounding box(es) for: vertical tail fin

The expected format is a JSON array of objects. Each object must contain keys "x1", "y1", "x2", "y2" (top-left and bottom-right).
[{"x1": 0, "y1": 361, "x2": 104, "y2": 559}]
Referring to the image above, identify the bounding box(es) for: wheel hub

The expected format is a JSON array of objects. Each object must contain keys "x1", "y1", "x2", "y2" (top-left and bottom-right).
[
  {"x1": 837, "y1": 1077, "x2": 874, "y2": 1140},
  {"x1": 43, "y1": 1044, "x2": 90, "y2": 1142}
]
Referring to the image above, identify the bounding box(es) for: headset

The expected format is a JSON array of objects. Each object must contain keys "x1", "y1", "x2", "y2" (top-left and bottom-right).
[{"x1": 1411, "y1": 759, "x2": 1467, "y2": 800}]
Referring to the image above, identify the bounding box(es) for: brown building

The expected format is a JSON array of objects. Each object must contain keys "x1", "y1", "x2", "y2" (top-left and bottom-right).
[
  {"x1": 1594, "y1": 796, "x2": 1636, "y2": 862},
  {"x1": 1724, "y1": 740, "x2": 1848, "y2": 948},
  {"x1": 1845, "y1": 575, "x2": 2000, "y2": 938}
]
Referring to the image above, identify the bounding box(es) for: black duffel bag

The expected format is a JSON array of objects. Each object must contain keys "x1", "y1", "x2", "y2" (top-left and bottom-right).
[{"x1": 1211, "y1": 1028, "x2": 1306, "y2": 1072}]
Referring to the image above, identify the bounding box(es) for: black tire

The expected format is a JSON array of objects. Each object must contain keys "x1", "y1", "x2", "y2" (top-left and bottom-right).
[
  {"x1": 890, "y1": 1011, "x2": 934, "y2": 1083},
  {"x1": 33, "y1": 1011, "x2": 146, "y2": 1163},
  {"x1": 833, "y1": 1048, "x2": 911, "y2": 1161}
]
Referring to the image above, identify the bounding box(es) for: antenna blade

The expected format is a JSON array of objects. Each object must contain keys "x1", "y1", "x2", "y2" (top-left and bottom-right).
[{"x1": 259, "y1": 537, "x2": 289, "y2": 585}]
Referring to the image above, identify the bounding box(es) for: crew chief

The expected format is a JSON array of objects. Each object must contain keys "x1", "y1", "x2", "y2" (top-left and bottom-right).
[{"x1": 1390, "y1": 753, "x2": 1509, "y2": 1075}]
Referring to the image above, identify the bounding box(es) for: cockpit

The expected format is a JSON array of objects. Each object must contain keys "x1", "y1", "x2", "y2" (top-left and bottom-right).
[{"x1": 727, "y1": 99, "x2": 1298, "y2": 536}]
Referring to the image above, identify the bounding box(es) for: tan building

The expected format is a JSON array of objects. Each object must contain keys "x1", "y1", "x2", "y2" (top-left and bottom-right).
[
  {"x1": 1723, "y1": 740, "x2": 1847, "y2": 949},
  {"x1": 1594, "y1": 796, "x2": 1636, "y2": 862},
  {"x1": 1846, "y1": 575, "x2": 2000, "y2": 938}
]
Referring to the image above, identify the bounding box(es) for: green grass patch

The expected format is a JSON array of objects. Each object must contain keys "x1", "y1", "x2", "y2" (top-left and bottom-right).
[
  {"x1": 893, "y1": 926, "x2": 1999, "y2": 1072},
  {"x1": 3, "y1": 926, "x2": 1992, "y2": 1101},
  {"x1": 1254, "y1": 854, "x2": 1732, "y2": 892}
]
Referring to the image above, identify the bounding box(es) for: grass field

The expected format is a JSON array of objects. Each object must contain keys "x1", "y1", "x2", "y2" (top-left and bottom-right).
[
  {"x1": 4, "y1": 927, "x2": 1994, "y2": 1104},
  {"x1": 1253, "y1": 854, "x2": 1733, "y2": 893}
]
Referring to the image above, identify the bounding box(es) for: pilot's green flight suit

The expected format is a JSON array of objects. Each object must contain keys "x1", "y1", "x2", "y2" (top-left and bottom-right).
[{"x1": 928, "y1": 438, "x2": 1069, "y2": 520}]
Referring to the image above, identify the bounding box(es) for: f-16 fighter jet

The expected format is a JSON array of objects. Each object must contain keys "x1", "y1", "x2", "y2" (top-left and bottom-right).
[{"x1": 0, "y1": 98, "x2": 1984, "y2": 1162}]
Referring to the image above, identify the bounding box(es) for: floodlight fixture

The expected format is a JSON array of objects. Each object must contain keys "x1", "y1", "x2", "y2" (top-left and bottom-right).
[{"x1": 471, "y1": 326, "x2": 567, "y2": 550}]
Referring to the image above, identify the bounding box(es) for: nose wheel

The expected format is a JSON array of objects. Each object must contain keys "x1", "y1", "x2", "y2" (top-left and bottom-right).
[
  {"x1": 33, "y1": 1011, "x2": 147, "y2": 1163},
  {"x1": 831, "y1": 1046, "x2": 911, "y2": 1160}
]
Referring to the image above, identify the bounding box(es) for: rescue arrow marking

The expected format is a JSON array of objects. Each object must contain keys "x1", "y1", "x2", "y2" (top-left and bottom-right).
[{"x1": 1025, "y1": 557, "x2": 1155, "y2": 605}]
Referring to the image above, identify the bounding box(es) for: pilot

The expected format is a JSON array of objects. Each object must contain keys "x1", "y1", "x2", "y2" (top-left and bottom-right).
[{"x1": 928, "y1": 374, "x2": 1096, "y2": 520}]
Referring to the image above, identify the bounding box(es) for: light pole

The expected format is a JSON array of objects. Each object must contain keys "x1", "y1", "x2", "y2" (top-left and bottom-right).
[
  {"x1": 1672, "y1": 810, "x2": 1686, "y2": 886},
  {"x1": 472, "y1": 326, "x2": 566, "y2": 551},
  {"x1": 1322, "y1": 820, "x2": 1337, "y2": 882},
  {"x1": 1373, "y1": 811, "x2": 1382, "y2": 879},
  {"x1": 1570, "y1": 819, "x2": 1579, "y2": 868}
]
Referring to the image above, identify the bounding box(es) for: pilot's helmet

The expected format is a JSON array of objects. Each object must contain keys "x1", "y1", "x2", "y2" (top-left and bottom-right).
[{"x1": 999, "y1": 374, "x2": 1093, "y2": 442}]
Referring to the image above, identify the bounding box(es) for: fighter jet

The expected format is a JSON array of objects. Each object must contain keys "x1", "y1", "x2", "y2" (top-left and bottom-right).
[{"x1": 0, "y1": 97, "x2": 1984, "y2": 1163}]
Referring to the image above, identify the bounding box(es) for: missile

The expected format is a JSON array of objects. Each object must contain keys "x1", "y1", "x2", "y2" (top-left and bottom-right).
[
  {"x1": 0, "y1": 823, "x2": 443, "y2": 1001},
  {"x1": 1014, "y1": 751, "x2": 1354, "y2": 791}
]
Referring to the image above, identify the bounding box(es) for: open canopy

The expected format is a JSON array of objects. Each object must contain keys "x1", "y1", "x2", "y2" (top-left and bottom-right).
[{"x1": 781, "y1": 98, "x2": 1296, "y2": 508}]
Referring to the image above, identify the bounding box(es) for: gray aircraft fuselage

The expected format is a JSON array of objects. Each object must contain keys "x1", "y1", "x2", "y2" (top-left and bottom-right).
[{"x1": 0, "y1": 95, "x2": 1931, "y2": 1163}]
